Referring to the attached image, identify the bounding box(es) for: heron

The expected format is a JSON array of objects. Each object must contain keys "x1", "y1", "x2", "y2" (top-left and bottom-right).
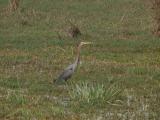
[{"x1": 54, "y1": 42, "x2": 92, "y2": 84}]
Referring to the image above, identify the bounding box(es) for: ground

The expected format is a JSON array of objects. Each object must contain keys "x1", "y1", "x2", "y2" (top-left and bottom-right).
[{"x1": 0, "y1": 0, "x2": 160, "y2": 119}]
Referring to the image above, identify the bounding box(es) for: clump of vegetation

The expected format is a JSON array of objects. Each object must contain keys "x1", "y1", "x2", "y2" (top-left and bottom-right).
[
  {"x1": 151, "y1": 0, "x2": 160, "y2": 36},
  {"x1": 67, "y1": 22, "x2": 81, "y2": 38},
  {"x1": 7, "y1": 90, "x2": 28, "y2": 106},
  {"x1": 68, "y1": 82, "x2": 122, "y2": 109}
]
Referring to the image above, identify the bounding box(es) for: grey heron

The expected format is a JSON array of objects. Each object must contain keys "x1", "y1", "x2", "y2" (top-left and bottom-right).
[{"x1": 54, "y1": 42, "x2": 92, "y2": 84}]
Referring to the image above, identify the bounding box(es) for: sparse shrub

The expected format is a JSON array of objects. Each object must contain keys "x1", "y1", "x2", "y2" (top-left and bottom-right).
[{"x1": 68, "y1": 82, "x2": 122, "y2": 109}]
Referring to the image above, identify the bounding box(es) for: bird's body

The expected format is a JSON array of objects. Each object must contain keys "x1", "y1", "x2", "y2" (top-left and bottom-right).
[
  {"x1": 57, "y1": 59, "x2": 79, "y2": 81},
  {"x1": 55, "y1": 42, "x2": 91, "y2": 84}
]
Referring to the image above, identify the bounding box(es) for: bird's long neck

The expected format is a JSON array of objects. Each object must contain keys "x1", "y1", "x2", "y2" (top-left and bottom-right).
[{"x1": 75, "y1": 44, "x2": 81, "y2": 65}]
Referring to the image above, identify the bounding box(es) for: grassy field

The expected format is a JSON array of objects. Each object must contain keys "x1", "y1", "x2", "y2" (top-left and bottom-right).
[{"x1": 0, "y1": 0, "x2": 160, "y2": 119}]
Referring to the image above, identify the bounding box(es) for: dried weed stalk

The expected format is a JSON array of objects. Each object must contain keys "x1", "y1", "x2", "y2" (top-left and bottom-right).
[
  {"x1": 9, "y1": 0, "x2": 20, "y2": 12},
  {"x1": 151, "y1": 0, "x2": 160, "y2": 36}
]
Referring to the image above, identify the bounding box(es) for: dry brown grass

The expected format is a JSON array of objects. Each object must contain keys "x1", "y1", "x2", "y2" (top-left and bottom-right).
[
  {"x1": 0, "y1": 0, "x2": 20, "y2": 16},
  {"x1": 9, "y1": 0, "x2": 20, "y2": 12},
  {"x1": 0, "y1": 49, "x2": 30, "y2": 57},
  {"x1": 151, "y1": 0, "x2": 160, "y2": 36}
]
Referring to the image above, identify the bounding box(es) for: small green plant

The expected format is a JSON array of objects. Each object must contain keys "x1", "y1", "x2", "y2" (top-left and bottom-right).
[
  {"x1": 68, "y1": 81, "x2": 122, "y2": 108},
  {"x1": 7, "y1": 90, "x2": 28, "y2": 106}
]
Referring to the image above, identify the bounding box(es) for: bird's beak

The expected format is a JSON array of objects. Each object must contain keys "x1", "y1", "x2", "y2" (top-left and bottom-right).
[{"x1": 81, "y1": 42, "x2": 92, "y2": 45}]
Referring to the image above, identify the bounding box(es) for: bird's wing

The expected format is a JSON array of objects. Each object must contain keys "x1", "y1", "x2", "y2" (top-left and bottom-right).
[{"x1": 58, "y1": 64, "x2": 75, "y2": 81}]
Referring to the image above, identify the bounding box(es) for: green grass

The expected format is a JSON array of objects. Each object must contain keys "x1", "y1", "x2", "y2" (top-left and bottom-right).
[
  {"x1": 0, "y1": 0, "x2": 160, "y2": 119},
  {"x1": 68, "y1": 81, "x2": 121, "y2": 110}
]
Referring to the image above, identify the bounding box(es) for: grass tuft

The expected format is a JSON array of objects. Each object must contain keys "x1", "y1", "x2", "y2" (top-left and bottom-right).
[{"x1": 68, "y1": 81, "x2": 122, "y2": 109}]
